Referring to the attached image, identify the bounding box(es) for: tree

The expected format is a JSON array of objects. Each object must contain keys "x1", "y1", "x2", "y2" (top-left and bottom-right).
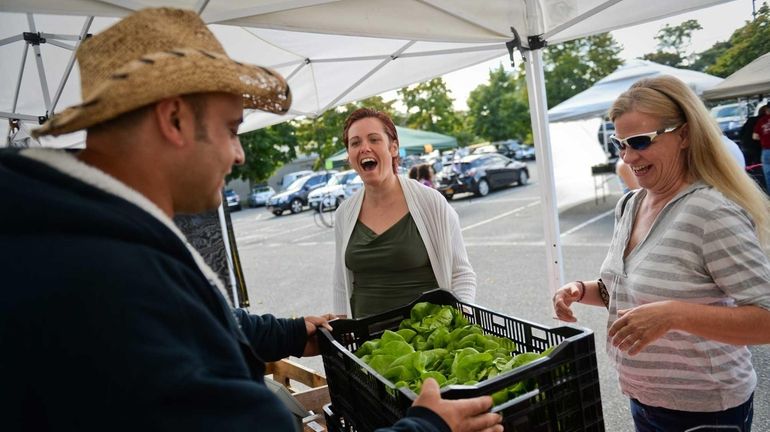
[
  {"x1": 703, "y1": 4, "x2": 770, "y2": 77},
  {"x1": 398, "y1": 78, "x2": 460, "y2": 135},
  {"x1": 641, "y1": 19, "x2": 702, "y2": 67},
  {"x1": 690, "y1": 41, "x2": 731, "y2": 73},
  {"x1": 544, "y1": 32, "x2": 623, "y2": 107},
  {"x1": 466, "y1": 65, "x2": 530, "y2": 142},
  {"x1": 229, "y1": 122, "x2": 298, "y2": 183}
]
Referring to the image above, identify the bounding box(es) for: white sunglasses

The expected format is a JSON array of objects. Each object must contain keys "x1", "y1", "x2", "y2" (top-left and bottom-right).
[{"x1": 609, "y1": 124, "x2": 683, "y2": 151}]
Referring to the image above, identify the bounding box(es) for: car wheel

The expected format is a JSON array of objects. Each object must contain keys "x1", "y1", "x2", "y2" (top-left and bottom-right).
[
  {"x1": 290, "y1": 199, "x2": 304, "y2": 214},
  {"x1": 518, "y1": 170, "x2": 529, "y2": 186},
  {"x1": 475, "y1": 179, "x2": 490, "y2": 197}
]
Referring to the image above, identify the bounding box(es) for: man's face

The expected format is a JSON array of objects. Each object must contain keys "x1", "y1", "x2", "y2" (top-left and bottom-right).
[{"x1": 176, "y1": 92, "x2": 244, "y2": 213}]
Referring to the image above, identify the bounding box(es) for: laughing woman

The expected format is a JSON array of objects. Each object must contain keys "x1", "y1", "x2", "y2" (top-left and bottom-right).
[
  {"x1": 332, "y1": 108, "x2": 476, "y2": 318},
  {"x1": 552, "y1": 75, "x2": 770, "y2": 431}
]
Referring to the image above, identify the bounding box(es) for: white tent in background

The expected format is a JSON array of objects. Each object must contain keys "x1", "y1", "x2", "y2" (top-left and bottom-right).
[
  {"x1": 0, "y1": 0, "x2": 736, "y2": 293},
  {"x1": 548, "y1": 60, "x2": 723, "y2": 122},
  {"x1": 546, "y1": 60, "x2": 722, "y2": 210},
  {"x1": 702, "y1": 51, "x2": 770, "y2": 101}
]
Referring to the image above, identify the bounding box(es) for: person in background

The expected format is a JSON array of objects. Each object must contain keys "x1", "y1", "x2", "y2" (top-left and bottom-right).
[
  {"x1": 739, "y1": 104, "x2": 764, "y2": 166},
  {"x1": 408, "y1": 164, "x2": 419, "y2": 180},
  {"x1": 615, "y1": 158, "x2": 639, "y2": 192},
  {"x1": 418, "y1": 163, "x2": 435, "y2": 188},
  {"x1": 753, "y1": 103, "x2": 770, "y2": 192},
  {"x1": 333, "y1": 108, "x2": 476, "y2": 319},
  {"x1": 552, "y1": 75, "x2": 770, "y2": 431},
  {"x1": 0, "y1": 9, "x2": 501, "y2": 432}
]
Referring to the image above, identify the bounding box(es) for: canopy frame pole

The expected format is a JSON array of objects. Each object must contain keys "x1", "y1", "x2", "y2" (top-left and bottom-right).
[
  {"x1": 321, "y1": 40, "x2": 415, "y2": 112},
  {"x1": 26, "y1": 14, "x2": 52, "y2": 114},
  {"x1": 51, "y1": 16, "x2": 93, "y2": 114},
  {"x1": 12, "y1": 43, "x2": 29, "y2": 114},
  {"x1": 516, "y1": 36, "x2": 565, "y2": 294},
  {"x1": 542, "y1": 0, "x2": 623, "y2": 41}
]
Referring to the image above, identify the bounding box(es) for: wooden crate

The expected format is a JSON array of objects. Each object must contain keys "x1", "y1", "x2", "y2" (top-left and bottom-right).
[{"x1": 266, "y1": 359, "x2": 330, "y2": 431}]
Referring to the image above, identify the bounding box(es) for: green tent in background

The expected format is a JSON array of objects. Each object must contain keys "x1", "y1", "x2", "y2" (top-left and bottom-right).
[{"x1": 325, "y1": 126, "x2": 457, "y2": 169}]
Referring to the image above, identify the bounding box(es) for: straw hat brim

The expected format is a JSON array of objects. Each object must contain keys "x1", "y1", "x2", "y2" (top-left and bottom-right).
[{"x1": 33, "y1": 48, "x2": 291, "y2": 138}]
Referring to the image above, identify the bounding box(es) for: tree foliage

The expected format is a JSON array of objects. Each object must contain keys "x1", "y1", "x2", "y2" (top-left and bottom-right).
[
  {"x1": 543, "y1": 33, "x2": 623, "y2": 108},
  {"x1": 702, "y1": 4, "x2": 770, "y2": 77},
  {"x1": 398, "y1": 78, "x2": 460, "y2": 136},
  {"x1": 642, "y1": 19, "x2": 703, "y2": 67},
  {"x1": 466, "y1": 65, "x2": 530, "y2": 143},
  {"x1": 230, "y1": 122, "x2": 298, "y2": 183}
]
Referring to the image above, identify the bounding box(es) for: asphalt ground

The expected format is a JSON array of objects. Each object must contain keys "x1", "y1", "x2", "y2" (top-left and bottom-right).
[{"x1": 231, "y1": 163, "x2": 768, "y2": 431}]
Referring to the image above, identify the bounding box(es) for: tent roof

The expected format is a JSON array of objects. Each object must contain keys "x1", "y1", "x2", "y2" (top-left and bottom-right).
[
  {"x1": 702, "y1": 52, "x2": 770, "y2": 101},
  {"x1": 327, "y1": 125, "x2": 457, "y2": 162},
  {"x1": 1, "y1": 0, "x2": 733, "y2": 137},
  {"x1": 548, "y1": 59, "x2": 723, "y2": 122}
]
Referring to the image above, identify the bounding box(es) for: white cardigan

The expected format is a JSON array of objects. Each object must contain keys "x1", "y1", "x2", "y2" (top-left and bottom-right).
[{"x1": 332, "y1": 175, "x2": 476, "y2": 316}]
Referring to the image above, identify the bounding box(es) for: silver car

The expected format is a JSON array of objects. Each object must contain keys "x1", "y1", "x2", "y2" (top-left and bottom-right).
[{"x1": 247, "y1": 185, "x2": 275, "y2": 207}]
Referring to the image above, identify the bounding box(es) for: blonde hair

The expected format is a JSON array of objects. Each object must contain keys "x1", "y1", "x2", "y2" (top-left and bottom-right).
[{"x1": 609, "y1": 75, "x2": 770, "y2": 246}]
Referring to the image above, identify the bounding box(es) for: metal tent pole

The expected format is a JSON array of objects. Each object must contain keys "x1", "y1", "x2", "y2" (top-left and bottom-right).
[{"x1": 522, "y1": 46, "x2": 565, "y2": 294}]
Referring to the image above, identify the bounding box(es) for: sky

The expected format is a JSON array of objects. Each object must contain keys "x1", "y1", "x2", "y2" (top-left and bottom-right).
[{"x1": 418, "y1": 0, "x2": 759, "y2": 111}]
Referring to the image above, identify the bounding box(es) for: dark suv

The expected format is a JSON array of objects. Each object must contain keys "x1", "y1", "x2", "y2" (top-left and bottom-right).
[
  {"x1": 434, "y1": 154, "x2": 528, "y2": 199},
  {"x1": 266, "y1": 171, "x2": 337, "y2": 216}
]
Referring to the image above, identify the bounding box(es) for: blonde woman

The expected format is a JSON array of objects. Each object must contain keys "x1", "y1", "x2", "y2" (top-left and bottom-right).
[{"x1": 553, "y1": 75, "x2": 770, "y2": 431}]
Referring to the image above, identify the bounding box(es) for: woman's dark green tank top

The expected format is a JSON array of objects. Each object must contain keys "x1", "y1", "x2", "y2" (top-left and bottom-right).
[{"x1": 345, "y1": 213, "x2": 438, "y2": 318}]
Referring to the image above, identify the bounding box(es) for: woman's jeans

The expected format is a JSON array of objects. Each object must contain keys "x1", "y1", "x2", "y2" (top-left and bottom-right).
[
  {"x1": 761, "y1": 149, "x2": 770, "y2": 193},
  {"x1": 630, "y1": 393, "x2": 753, "y2": 432}
]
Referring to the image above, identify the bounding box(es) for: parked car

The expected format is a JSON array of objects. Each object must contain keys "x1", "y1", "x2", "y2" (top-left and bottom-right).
[
  {"x1": 434, "y1": 153, "x2": 528, "y2": 199},
  {"x1": 279, "y1": 169, "x2": 313, "y2": 191},
  {"x1": 247, "y1": 185, "x2": 275, "y2": 207},
  {"x1": 308, "y1": 170, "x2": 358, "y2": 211},
  {"x1": 267, "y1": 171, "x2": 337, "y2": 216},
  {"x1": 344, "y1": 175, "x2": 363, "y2": 198},
  {"x1": 710, "y1": 102, "x2": 749, "y2": 142},
  {"x1": 493, "y1": 139, "x2": 525, "y2": 160},
  {"x1": 471, "y1": 144, "x2": 499, "y2": 155},
  {"x1": 518, "y1": 146, "x2": 536, "y2": 160},
  {"x1": 224, "y1": 189, "x2": 241, "y2": 211}
]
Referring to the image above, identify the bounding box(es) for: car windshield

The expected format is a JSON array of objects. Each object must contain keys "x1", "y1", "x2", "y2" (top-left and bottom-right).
[
  {"x1": 286, "y1": 176, "x2": 308, "y2": 192},
  {"x1": 327, "y1": 173, "x2": 346, "y2": 187},
  {"x1": 711, "y1": 105, "x2": 740, "y2": 118}
]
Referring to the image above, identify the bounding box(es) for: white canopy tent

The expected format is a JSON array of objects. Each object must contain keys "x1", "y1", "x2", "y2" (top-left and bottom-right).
[
  {"x1": 548, "y1": 59, "x2": 723, "y2": 122},
  {"x1": 702, "y1": 51, "x2": 770, "y2": 101},
  {"x1": 0, "y1": 0, "x2": 735, "y2": 293}
]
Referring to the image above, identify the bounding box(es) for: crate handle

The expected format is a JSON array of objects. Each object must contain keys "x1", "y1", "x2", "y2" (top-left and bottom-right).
[{"x1": 490, "y1": 389, "x2": 540, "y2": 414}]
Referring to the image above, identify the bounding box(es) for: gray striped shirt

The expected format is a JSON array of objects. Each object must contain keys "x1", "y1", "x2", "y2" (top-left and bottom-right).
[{"x1": 600, "y1": 182, "x2": 770, "y2": 412}]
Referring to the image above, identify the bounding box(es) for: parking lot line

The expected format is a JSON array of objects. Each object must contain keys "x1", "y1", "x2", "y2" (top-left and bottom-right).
[
  {"x1": 560, "y1": 209, "x2": 614, "y2": 237},
  {"x1": 461, "y1": 201, "x2": 539, "y2": 232}
]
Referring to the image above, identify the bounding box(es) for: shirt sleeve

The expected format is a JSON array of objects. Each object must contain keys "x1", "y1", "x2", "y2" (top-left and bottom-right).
[{"x1": 703, "y1": 203, "x2": 770, "y2": 311}]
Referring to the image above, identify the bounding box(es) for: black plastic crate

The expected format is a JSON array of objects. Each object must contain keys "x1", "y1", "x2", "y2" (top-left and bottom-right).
[{"x1": 318, "y1": 289, "x2": 604, "y2": 432}]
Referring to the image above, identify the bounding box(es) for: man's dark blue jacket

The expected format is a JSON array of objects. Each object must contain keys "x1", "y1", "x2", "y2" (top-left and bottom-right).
[{"x1": 0, "y1": 149, "x2": 447, "y2": 432}]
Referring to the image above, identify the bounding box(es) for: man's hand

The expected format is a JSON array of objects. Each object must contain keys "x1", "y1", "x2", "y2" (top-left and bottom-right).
[
  {"x1": 552, "y1": 282, "x2": 582, "y2": 322},
  {"x1": 302, "y1": 313, "x2": 338, "y2": 356},
  {"x1": 413, "y1": 378, "x2": 503, "y2": 432}
]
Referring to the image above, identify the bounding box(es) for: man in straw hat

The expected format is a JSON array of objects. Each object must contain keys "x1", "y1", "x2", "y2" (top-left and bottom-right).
[{"x1": 0, "y1": 7, "x2": 502, "y2": 432}]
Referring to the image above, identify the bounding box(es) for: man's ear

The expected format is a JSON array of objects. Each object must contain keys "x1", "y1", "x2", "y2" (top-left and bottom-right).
[{"x1": 154, "y1": 97, "x2": 187, "y2": 148}]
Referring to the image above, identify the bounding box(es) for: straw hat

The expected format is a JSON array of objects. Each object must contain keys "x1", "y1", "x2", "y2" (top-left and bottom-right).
[{"x1": 33, "y1": 7, "x2": 291, "y2": 138}]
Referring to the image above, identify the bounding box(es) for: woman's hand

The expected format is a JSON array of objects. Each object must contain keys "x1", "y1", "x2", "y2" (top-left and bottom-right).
[
  {"x1": 608, "y1": 301, "x2": 678, "y2": 355},
  {"x1": 302, "y1": 313, "x2": 338, "y2": 356},
  {"x1": 552, "y1": 282, "x2": 583, "y2": 322}
]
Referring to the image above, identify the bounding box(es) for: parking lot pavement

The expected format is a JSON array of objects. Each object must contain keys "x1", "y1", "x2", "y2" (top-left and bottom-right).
[{"x1": 230, "y1": 167, "x2": 768, "y2": 431}]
